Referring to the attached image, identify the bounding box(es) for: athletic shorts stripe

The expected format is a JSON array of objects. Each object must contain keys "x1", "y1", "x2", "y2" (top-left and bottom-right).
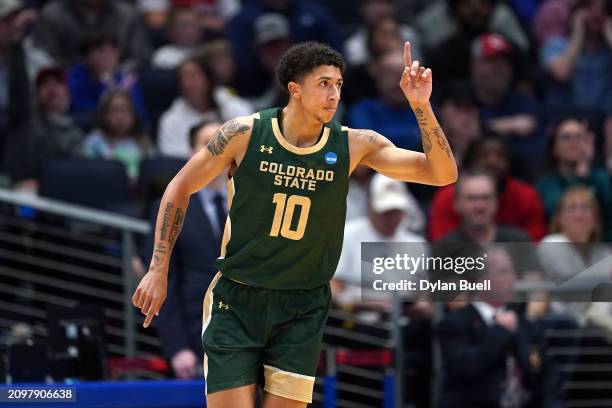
[
  {"x1": 263, "y1": 364, "x2": 315, "y2": 403},
  {"x1": 201, "y1": 271, "x2": 222, "y2": 393}
]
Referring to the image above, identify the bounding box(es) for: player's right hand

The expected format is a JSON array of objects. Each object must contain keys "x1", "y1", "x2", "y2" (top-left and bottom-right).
[{"x1": 132, "y1": 269, "x2": 168, "y2": 328}]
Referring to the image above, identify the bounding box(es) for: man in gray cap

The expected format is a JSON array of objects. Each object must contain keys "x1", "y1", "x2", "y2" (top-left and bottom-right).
[{"x1": 247, "y1": 13, "x2": 292, "y2": 111}]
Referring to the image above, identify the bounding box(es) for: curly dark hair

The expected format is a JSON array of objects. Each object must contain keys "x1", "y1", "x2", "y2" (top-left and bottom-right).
[{"x1": 276, "y1": 42, "x2": 345, "y2": 92}]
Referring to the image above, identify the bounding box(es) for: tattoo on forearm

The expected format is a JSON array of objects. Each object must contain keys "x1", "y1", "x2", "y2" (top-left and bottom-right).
[
  {"x1": 206, "y1": 119, "x2": 250, "y2": 156},
  {"x1": 167, "y1": 208, "x2": 185, "y2": 247},
  {"x1": 422, "y1": 129, "x2": 433, "y2": 153},
  {"x1": 432, "y1": 127, "x2": 452, "y2": 158},
  {"x1": 160, "y1": 203, "x2": 172, "y2": 240},
  {"x1": 415, "y1": 107, "x2": 451, "y2": 158},
  {"x1": 152, "y1": 253, "x2": 163, "y2": 268},
  {"x1": 415, "y1": 108, "x2": 428, "y2": 127},
  {"x1": 154, "y1": 243, "x2": 167, "y2": 254},
  {"x1": 353, "y1": 129, "x2": 379, "y2": 143}
]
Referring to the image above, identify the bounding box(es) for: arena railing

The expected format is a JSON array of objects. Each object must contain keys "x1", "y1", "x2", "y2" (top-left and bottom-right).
[
  {"x1": 431, "y1": 278, "x2": 612, "y2": 408},
  {"x1": 0, "y1": 188, "x2": 159, "y2": 379}
]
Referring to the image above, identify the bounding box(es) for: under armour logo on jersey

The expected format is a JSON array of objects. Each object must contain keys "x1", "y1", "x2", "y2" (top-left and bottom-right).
[
  {"x1": 218, "y1": 301, "x2": 229, "y2": 310},
  {"x1": 260, "y1": 145, "x2": 273, "y2": 154}
]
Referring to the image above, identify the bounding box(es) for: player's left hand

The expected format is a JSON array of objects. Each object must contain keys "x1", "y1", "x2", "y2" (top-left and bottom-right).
[{"x1": 399, "y1": 42, "x2": 432, "y2": 108}]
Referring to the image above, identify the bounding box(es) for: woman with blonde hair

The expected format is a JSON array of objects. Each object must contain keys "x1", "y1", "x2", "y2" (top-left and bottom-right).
[{"x1": 538, "y1": 186, "x2": 611, "y2": 324}]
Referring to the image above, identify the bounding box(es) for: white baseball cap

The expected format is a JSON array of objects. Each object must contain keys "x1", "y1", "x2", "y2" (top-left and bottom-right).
[{"x1": 369, "y1": 174, "x2": 409, "y2": 213}]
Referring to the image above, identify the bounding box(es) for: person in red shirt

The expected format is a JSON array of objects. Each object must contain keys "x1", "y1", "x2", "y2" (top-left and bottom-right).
[{"x1": 429, "y1": 135, "x2": 546, "y2": 241}]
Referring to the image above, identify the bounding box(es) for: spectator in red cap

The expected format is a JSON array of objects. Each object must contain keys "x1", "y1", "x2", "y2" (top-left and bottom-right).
[
  {"x1": 1, "y1": 66, "x2": 84, "y2": 192},
  {"x1": 471, "y1": 32, "x2": 545, "y2": 180},
  {"x1": 419, "y1": 0, "x2": 529, "y2": 88},
  {"x1": 34, "y1": 67, "x2": 83, "y2": 157}
]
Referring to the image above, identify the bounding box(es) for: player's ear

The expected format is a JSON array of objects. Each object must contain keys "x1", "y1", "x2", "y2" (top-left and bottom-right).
[{"x1": 288, "y1": 81, "x2": 301, "y2": 98}]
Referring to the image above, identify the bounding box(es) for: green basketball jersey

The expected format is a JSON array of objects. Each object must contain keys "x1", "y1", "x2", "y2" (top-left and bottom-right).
[{"x1": 214, "y1": 108, "x2": 350, "y2": 289}]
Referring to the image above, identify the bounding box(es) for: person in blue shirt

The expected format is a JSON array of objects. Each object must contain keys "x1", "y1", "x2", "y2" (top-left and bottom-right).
[
  {"x1": 347, "y1": 49, "x2": 421, "y2": 151},
  {"x1": 67, "y1": 33, "x2": 148, "y2": 130},
  {"x1": 540, "y1": 0, "x2": 612, "y2": 115}
]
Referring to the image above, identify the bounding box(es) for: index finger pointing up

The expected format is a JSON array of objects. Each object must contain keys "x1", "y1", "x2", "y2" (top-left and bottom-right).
[{"x1": 404, "y1": 42, "x2": 412, "y2": 68}]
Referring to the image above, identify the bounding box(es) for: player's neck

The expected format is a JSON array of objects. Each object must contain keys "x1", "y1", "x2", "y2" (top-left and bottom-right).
[{"x1": 281, "y1": 105, "x2": 324, "y2": 148}]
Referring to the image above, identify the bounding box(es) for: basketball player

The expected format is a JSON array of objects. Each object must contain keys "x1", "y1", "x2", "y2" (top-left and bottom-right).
[{"x1": 133, "y1": 41, "x2": 457, "y2": 407}]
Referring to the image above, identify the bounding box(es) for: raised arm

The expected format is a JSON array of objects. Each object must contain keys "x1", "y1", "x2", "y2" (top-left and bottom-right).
[
  {"x1": 546, "y1": 11, "x2": 585, "y2": 82},
  {"x1": 132, "y1": 116, "x2": 252, "y2": 327},
  {"x1": 351, "y1": 42, "x2": 457, "y2": 186}
]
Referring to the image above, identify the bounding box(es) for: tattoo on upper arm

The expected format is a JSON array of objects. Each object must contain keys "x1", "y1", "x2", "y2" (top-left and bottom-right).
[
  {"x1": 353, "y1": 129, "x2": 379, "y2": 143},
  {"x1": 167, "y1": 208, "x2": 185, "y2": 248},
  {"x1": 206, "y1": 119, "x2": 250, "y2": 156}
]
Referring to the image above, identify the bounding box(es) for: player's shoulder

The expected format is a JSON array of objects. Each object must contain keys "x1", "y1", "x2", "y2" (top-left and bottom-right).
[
  {"x1": 218, "y1": 114, "x2": 258, "y2": 142},
  {"x1": 227, "y1": 114, "x2": 256, "y2": 129},
  {"x1": 251, "y1": 107, "x2": 279, "y2": 121},
  {"x1": 207, "y1": 115, "x2": 256, "y2": 157},
  {"x1": 345, "y1": 127, "x2": 385, "y2": 144}
]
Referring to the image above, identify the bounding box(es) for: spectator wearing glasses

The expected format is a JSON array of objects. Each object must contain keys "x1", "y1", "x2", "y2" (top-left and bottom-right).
[{"x1": 535, "y1": 116, "x2": 612, "y2": 241}]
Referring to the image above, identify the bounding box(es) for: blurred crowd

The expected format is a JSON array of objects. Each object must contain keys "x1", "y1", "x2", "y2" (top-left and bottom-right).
[
  {"x1": 1, "y1": 0, "x2": 612, "y2": 406},
  {"x1": 0, "y1": 0, "x2": 611, "y2": 215},
  {"x1": 0, "y1": 0, "x2": 610, "y2": 231}
]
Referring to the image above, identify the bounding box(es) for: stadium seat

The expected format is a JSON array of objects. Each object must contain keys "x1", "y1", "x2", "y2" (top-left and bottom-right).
[
  {"x1": 40, "y1": 159, "x2": 131, "y2": 212},
  {"x1": 138, "y1": 157, "x2": 186, "y2": 199}
]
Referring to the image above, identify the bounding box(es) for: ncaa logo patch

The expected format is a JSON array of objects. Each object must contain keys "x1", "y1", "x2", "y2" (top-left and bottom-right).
[{"x1": 325, "y1": 152, "x2": 337, "y2": 165}]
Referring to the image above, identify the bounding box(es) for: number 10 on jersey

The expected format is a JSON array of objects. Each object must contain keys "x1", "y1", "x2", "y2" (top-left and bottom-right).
[{"x1": 269, "y1": 193, "x2": 311, "y2": 240}]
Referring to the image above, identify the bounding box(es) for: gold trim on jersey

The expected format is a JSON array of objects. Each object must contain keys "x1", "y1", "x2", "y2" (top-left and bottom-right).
[
  {"x1": 341, "y1": 125, "x2": 349, "y2": 132},
  {"x1": 263, "y1": 364, "x2": 315, "y2": 403},
  {"x1": 201, "y1": 271, "x2": 223, "y2": 394},
  {"x1": 253, "y1": 112, "x2": 261, "y2": 120},
  {"x1": 271, "y1": 117, "x2": 330, "y2": 155},
  {"x1": 218, "y1": 178, "x2": 235, "y2": 259}
]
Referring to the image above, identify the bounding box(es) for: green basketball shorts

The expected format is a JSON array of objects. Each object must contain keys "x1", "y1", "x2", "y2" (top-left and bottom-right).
[{"x1": 201, "y1": 272, "x2": 331, "y2": 403}]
